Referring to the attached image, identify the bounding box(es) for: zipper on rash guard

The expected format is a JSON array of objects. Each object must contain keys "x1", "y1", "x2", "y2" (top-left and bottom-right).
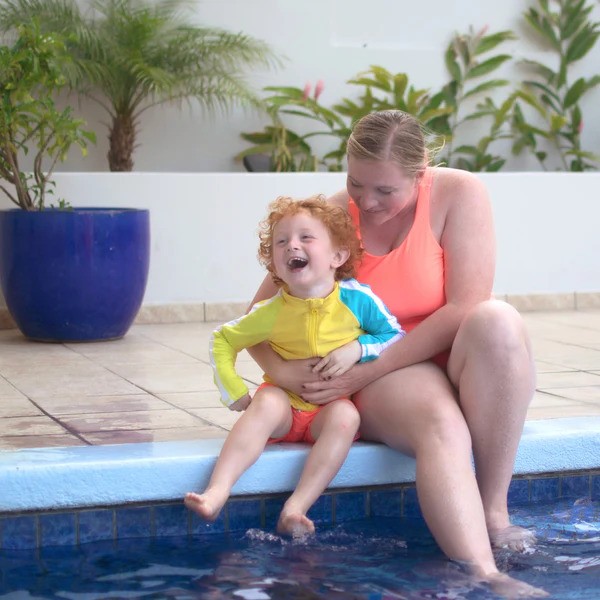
[{"x1": 308, "y1": 304, "x2": 319, "y2": 357}]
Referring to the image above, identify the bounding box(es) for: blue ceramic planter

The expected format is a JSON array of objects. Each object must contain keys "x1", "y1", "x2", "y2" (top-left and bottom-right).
[{"x1": 0, "y1": 208, "x2": 150, "y2": 342}]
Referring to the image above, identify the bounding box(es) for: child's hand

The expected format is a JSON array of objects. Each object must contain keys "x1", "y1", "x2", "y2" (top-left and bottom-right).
[
  {"x1": 312, "y1": 340, "x2": 361, "y2": 379},
  {"x1": 229, "y1": 393, "x2": 252, "y2": 411}
]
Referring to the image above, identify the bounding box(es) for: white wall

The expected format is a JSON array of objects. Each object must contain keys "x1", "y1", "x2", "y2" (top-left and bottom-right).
[
  {"x1": 48, "y1": 0, "x2": 600, "y2": 173},
  {"x1": 2, "y1": 172, "x2": 598, "y2": 310}
]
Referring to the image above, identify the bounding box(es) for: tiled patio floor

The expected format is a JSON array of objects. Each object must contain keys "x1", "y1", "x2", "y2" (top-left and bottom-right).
[{"x1": 1, "y1": 310, "x2": 600, "y2": 451}]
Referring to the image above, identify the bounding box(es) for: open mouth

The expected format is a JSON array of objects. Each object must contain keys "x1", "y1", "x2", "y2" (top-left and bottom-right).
[{"x1": 287, "y1": 257, "x2": 308, "y2": 270}]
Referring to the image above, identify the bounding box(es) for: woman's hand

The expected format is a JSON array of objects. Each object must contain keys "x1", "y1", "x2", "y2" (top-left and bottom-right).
[
  {"x1": 268, "y1": 355, "x2": 322, "y2": 397},
  {"x1": 302, "y1": 361, "x2": 372, "y2": 405}
]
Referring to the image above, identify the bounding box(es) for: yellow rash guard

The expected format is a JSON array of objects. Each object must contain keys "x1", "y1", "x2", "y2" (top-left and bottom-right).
[{"x1": 209, "y1": 279, "x2": 405, "y2": 411}]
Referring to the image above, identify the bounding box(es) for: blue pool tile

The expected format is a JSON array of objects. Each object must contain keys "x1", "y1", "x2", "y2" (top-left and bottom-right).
[
  {"x1": 307, "y1": 495, "x2": 333, "y2": 525},
  {"x1": 78, "y1": 509, "x2": 114, "y2": 544},
  {"x1": 402, "y1": 487, "x2": 422, "y2": 519},
  {"x1": 190, "y1": 509, "x2": 226, "y2": 535},
  {"x1": 508, "y1": 478, "x2": 530, "y2": 506},
  {"x1": 264, "y1": 496, "x2": 286, "y2": 530},
  {"x1": 531, "y1": 477, "x2": 560, "y2": 503},
  {"x1": 154, "y1": 504, "x2": 189, "y2": 537},
  {"x1": 561, "y1": 475, "x2": 591, "y2": 499},
  {"x1": 1, "y1": 515, "x2": 37, "y2": 549},
  {"x1": 592, "y1": 475, "x2": 600, "y2": 500},
  {"x1": 39, "y1": 513, "x2": 76, "y2": 547},
  {"x1": 227, "y1": 498, "x2": 262, "y2": 532},
  {"x1": 116, "y1": 506, "x2": 152, "y2": 540},
  {"x1": 334, "y1": 491, "x2": 367, "y2": 522},
  {"x1": 370, "y1": 489, "x2": 402, "y2": 518}
]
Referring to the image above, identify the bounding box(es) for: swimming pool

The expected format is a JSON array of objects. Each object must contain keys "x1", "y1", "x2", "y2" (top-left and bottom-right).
[{"x1": 0, "y1": 497, "x2": 598, "y2": 599}]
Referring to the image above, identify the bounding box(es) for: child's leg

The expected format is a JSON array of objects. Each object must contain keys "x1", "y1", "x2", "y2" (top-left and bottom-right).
[
  {"x1": 185, "y1": 386, "x2": 292, "y2": 521},
  {"x1": 277, "y1": 399, "x2": 360, "y2": 536}
]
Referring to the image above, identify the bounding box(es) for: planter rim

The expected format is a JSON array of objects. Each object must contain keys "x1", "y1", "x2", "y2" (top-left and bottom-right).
[{"x1": 0, "y1": 207, "x2": 149, "y2": 214}]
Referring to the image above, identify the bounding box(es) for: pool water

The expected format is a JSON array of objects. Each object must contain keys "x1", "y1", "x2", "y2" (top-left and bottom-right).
[{"x1": 0, "y1": 498, "x2": 598, "y2": 599}]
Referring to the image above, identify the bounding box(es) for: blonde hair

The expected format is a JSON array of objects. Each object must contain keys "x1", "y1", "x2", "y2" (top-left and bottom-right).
[
  {"x1": 258, "y1": 195, "x2": 363, "y2": 286},
  {"x1": 347, "y1": 110, "x2": 441, "y2": 177}
]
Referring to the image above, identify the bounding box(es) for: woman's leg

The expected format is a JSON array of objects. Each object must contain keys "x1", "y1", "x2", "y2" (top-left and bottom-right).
[
  {"x1": 277, "y1": 399, "x2": 360, "y2": 537},
  {"x1": 354, "y1": 362, "x2": 499, "y2": 575},
  {"x1": 447, "y1": 300, "x2": 535, "y2": 545},
  {"x1": 185, "y1": 386, "x2": 292, "y2": 520}
]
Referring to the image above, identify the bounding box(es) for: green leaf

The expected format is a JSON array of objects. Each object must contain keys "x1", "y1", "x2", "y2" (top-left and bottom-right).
[
  {"x1": 453, "y1": 145, "x2": 478, "y2": 155},
  {"x1": 392, "y1": 73, "x2": 409, "y2": 102},
  {"x1": 444, "y1": 45, "x2": 461, "y2": 81},
  {"x1": 486, "y1": 158, "x2": 505, "y2": 172},
  {"x1": 524, "y1": 9, "x2": 560, "y2": 49},
  {"x1": 550, "y1": 113, "x2": 567, "y2": 132},
  {"x1": 474, "y1": 30, "x2": 516, "y2": 55},
  {"x1": 463, "y1": 79, "x2": 509, "y2": 99},
  {"x1": 562, "y1": 8, "x2": 588, "y2": 39},
  {"x1": 566, "y1": 26, "x2": 600, "y2": 63},
  {"x1": 466, "y1": 55, "x2": 512, "y2": 79},
  {"x1": 563, "y1": 77, "x2": 587, "y2": 108},
  {"x1": 520, "y1": 59, "x2": 557, "y2": 84}
]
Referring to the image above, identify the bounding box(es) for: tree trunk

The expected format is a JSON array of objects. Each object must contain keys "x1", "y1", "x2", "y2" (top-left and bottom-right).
[{"x1": 108, "y1": 113, "x2": 136, "y2": 172}]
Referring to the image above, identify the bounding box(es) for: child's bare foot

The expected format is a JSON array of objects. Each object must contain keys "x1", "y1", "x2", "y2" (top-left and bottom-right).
[
  {"x1": 184, "y1": 490, "x2": 227, "y2": 521},
  {"x1": 489, "y1": 525, "x2": 536, "y2": 552},
  {"x1": 486, "y1": 572, "x2": 549, "y2": 598},
  {"x1": 277, "y1": 511, "x2": 315, "y2": 538}
]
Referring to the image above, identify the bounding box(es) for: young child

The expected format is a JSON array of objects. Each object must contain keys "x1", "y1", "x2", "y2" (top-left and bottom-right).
[{"x1": 184, "y1": 195, "x2": 404, "y2": 537}]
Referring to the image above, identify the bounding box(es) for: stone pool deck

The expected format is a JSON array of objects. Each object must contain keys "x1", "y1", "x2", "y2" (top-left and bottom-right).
[{"x1": 1, "y1": 309, "x2": 600, "y2": 514}]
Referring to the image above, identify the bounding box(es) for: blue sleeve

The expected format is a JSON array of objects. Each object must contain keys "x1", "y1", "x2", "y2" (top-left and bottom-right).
[{"x1": 339, "y1": 279, "x2": 405, "y2": 362}]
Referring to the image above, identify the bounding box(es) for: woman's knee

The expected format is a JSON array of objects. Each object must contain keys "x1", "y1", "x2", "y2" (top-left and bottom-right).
[
  {"x1": 457, "y1": 300, "x2": 530, "y2": 355},
  {"x1": 470, "y1": 300, "x2": 526, "y2": 337}
]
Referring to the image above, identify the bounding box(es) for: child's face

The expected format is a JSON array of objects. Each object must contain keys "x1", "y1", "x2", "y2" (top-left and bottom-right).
[{"x1": 271, "y1": 211, "x2": 348, "y2": 298}]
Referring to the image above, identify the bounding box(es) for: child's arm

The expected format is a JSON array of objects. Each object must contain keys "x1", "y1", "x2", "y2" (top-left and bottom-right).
[
  {"x1": 228, "y1": 393, "x2": 252, "y2": 412},
  {"x1": 312, "y1": 340, "x2": 361, "y2": 379},
  {"x1": 312, "y1": 281, "x2": 405, "y2": 379},
  {"x1": 211, "y1": 300, "x2": 278, "y2": 409},
  {"x1": 344, "y1": 280, "x2": 405, "y2": 362}
]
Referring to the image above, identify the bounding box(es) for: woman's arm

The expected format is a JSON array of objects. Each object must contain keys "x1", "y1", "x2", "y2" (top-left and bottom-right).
[{"x1": 303, "y1": 170, "x2": 495, "y2": 403}]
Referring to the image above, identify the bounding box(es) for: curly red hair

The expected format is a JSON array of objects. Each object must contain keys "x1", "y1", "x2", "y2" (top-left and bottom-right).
[{"x1": 258, "y1": 195, "x2": 363, "y2": 287}]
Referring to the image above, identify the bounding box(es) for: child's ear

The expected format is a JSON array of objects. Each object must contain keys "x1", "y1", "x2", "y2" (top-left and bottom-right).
[{"x1": 332, "y1": 247, "x2": 350, "y2": 268}]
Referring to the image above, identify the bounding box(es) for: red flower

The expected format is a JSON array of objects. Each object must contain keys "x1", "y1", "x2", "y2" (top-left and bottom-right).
[
  {"x1": 302, "y1": 82, "x2": 312, "y2": 101},
  {"x1": 314, "y1": 79, "x2": 325, "y2": 100}
]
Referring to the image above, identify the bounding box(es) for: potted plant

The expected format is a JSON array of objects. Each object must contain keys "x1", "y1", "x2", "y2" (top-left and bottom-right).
[
  {"x1": 0, "y1": 0, "x2": 280, "y2": 171},
  {"x1": 0, "y1": 23, "x2": 150, "y2": 341}
]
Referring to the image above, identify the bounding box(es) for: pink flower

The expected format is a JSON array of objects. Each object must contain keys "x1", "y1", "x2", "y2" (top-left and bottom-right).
[
  {"x1": 478, "y1": 24, "x2": 489, "y2": 38},
  {"x1": 578, "y1": 120, "x2": 584, "y2": 134},
  {"x1": 314, "y1": 79, "x2": 325, "y2": 100},
  {"x1": 302, "y1": 82, "x2": 312, "y2": 101}
]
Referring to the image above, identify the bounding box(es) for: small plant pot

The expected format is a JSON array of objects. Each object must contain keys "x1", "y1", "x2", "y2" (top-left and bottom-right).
[{"x1": 0, "y1": 208, "x2": 150, "y2": 342}]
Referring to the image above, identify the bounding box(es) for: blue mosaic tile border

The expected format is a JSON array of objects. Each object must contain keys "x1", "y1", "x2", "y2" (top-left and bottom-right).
[{"x1": 1, "y1": 470, "x2": 599, "y2": 550}]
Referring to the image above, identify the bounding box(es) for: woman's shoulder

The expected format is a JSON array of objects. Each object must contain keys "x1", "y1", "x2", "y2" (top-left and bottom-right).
[
  {"x1": 327, "y1": 188, "x2": 350, "y2": 209},
  {"x1": 430, "y1": 167, "x2": 489, "y2": 206}
]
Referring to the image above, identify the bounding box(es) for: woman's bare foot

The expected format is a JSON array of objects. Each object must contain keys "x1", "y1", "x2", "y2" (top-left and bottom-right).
[
  {"x1": 486, "y1": 572, "x2": 548, "y2": 598},
  {"x1": 276, "y1": 511, "x2": 315, "y2": 538},
  {"x1": 184, "y1": 489, "x2": 228, "y2": 521},
  {"x1": 489, "y1": 525, "x2": 536, "y2": 552}
]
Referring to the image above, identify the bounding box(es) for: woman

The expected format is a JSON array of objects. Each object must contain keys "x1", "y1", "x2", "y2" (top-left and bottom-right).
[{"x1": 248, "y1": 110, "x2": 546, "y2": 597}]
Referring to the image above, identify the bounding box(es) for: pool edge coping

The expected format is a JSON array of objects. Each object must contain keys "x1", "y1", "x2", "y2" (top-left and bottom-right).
[{"x1": 1, "y1": 416, "x2": 600, "y2": 514}]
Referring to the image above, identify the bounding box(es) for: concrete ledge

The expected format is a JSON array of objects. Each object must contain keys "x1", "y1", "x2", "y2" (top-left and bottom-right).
[
  {"x1": 1, "y1": 417, "x2": 599, "y2": 513},
  {"x1": 3, "y1": 294, "x2": 600, "y2": 330}
]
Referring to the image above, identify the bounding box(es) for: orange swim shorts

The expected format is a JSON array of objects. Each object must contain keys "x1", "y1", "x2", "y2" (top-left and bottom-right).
[{"x1": 255, "y1": 382, "x2": 360, "y2": 445}]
